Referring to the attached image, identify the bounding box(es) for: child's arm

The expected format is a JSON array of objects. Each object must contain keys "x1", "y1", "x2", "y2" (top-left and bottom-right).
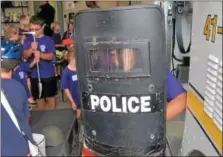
[
  {"x1": 23, "y1": 46, "x2": 34, "y2": 59},
  {"x1": 23, "y1": 76, "x2": 31, "y2": 100},
  {"x1": 61, "y1": 69, "x2": 77, "y2": 110},
  {"x1": 64, "y1": 89, "x2": 77, "y2": 110},
  {"x1": 29, "y1": 60, "x2": 37, "y2": 68},
  {"x1": 40, "y1": 53, "x2": 54, "y2": 61},
  {"x1": 40, "y1": 38, "x2": 56, "y2": 61},
  {"x1": 29, "y1": 51, "x2": 39, "y2": 68},
  {"x1": 23, "y1": 38, "x2": 37, "y2": 59},
  {"x1": 20, "y1": 84, "x2": 31, "y2": 122}
]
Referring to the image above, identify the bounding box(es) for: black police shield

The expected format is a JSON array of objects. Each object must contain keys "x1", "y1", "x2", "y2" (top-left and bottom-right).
[{"x1": 75, "y1": 6, "x2": 167, "y2": 156}]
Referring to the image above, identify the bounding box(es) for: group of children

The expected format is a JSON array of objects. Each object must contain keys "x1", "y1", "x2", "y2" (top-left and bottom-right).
[
  {"x1": 51, "y1": 21, "x2": 74, "y2": 47},
  {"x1": 3, "y1": 14, "x2": 81, "y2": 118}
]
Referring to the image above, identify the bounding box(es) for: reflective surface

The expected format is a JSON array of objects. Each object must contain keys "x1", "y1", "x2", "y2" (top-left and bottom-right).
[{"x1": 89, "y1": 48, "x2": 143, "y2": 73}]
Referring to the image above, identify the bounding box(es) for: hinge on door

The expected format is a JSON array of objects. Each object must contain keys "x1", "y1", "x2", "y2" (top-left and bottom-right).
[{"x1": 175, "y1": 1, "x2": 185, "y2": 14}]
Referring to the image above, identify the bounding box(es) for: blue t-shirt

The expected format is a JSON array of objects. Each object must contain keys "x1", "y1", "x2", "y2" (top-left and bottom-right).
[
  {"x1": 1, "y1": 78, "x2": 34, "y2": 156},
  {"x1": 166, "y1": 69, "x2": 186, "y2": 102},
  {"x1": 12, "y1": 62, "x2": 31, "y2": 98},
  {"x1": 23, "y1": 35, "x2": 56, "y2": 78},
  {"x1": 61, "y1": 67, "x2": 81, "y2": 108},
  {"x1": 52, "y1": 33, "x2": 62, "y2": 45}
]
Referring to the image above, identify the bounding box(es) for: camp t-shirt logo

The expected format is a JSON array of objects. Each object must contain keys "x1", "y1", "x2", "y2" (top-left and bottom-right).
[
  {"x1": 72, "y1": 75, "x2": 78, "y2": 81},
  {"x1": 40, "y1": 45, "x2": 46, "y2": 52},
  {"x1": 19, "y1": 72, "x2": 25, "y2": 79}
]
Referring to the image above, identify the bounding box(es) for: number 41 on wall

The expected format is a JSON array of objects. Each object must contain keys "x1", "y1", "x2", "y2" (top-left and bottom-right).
[{"x1": 203, "y1": 15, "x2": 222, "y2": 43}]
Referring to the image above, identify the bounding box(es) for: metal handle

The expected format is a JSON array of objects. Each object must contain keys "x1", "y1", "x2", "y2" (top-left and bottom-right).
[{"x1": 32, "y1": 34, "x2": 41, "y2": 83}]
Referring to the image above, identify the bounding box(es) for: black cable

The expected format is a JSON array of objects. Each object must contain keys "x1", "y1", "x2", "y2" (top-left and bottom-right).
[
  {"x1": 171, "y1": 17, "x2": 183, "y2": 76},
  {"x1": 175, "y1": 2, "x2": 192, "y2": 54},
  {"x1": 171, "y1": 18, "x2": 176, "y2": 76}
]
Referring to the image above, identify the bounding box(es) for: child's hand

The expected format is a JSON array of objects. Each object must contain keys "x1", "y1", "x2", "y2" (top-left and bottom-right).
[
  {"x1": 34, "y1": 51, "x2": 40, "y2": 59},
  {"x1": 31, "y1": 42, "x2": 38, "y2": 50},
  {"x1": 20, "y1": 35, "x2": 26, "y2": 45},
  {"x1": 34, "y1": 51, "x2": 40, "y2": 62},
  {"x1": 71, "y1": 103, "x2": 77, "y2": 111}
]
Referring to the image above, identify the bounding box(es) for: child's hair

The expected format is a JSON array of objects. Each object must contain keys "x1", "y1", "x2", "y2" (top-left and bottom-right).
[
  {"x1": 19, "y1": 15, "x2": 30, "y2": 30},
  {"x1": 1, "y1": 68, "x2": 11, "y2": 73},
  {"x1": 4, "y1": 24, "x2": 19, "y2": 40},
  {"x1": 30, "y1": 15, "x2": 45, "y2": 26},
  {"x1": 19, "y1": 15, "x2": 29, "y2": 25},
  {"x1": 19, "y1": 15, "x2": 29, "y2": 23},
  {"x1": 51, "y1": 21, "x2": 60, "y2": 31}
]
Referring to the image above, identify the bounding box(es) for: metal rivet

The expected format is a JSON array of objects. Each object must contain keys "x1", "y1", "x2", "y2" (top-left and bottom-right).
[
  {"x1": 148, "y1": 84, "x2": 155, "y2": 92},
  {"x1": 150, "y1": 134, "x2": 155, "y2": 140},
  {"x1": 88, "y1": 84, "x2": 93, "y2": 92},
  {"x1": 92, "y1": 130, "x2": 96, "y2": 136}
]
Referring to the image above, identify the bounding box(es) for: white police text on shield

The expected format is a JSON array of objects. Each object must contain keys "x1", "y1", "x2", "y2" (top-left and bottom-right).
[{"x1": 90, "y1": 94, "x2": 152, "y2": 113}]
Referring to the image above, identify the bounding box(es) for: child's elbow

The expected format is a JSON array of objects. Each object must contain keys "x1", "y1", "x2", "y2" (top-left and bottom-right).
[
  {"x1": 23, "y1": 50, "x2": 30, "y2": 59},
  {"x1": 50, "y1": 53, "x2": 54, "y2": 59},
  {"x1": 177, "y1": 92, "x2": 187, "y2": 111}
]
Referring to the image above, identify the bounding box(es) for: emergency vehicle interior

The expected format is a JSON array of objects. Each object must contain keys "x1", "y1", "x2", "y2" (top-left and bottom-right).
[{"x1": 1, "y1": 1, "x2": 222, "y2": 157}]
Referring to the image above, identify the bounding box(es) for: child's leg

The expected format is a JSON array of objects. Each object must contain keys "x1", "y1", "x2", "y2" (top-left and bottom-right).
[
  {"x1": 44, "y1": 77, "x2": 58, "y2": 109},
  {"x1": 30, "y1": 78, "x2": 45, "y2": 110},
  {"x1": 46, "y1": 97, "x2": 56, "y2": 109},
  {"x1": 36, "y1": 99, "x2": 46, "y2": 110}
]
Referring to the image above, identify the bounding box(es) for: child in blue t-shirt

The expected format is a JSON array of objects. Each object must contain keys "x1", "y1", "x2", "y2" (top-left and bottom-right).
[
  {"x1": 4, "y1": 24, "x2": 34, "y2": 104},
  {"x1": 61, "y1": 47, "x2": 81, "y2": 118},
  {"x1": 12, "y1": 61, "x2": 35, "y2": 104},
  {"x1": 23, "y1": 15, "x2": 57, "y2": 110},
  {"x1": 1, "y1": 29, "x2": 34, "y2": 156}
]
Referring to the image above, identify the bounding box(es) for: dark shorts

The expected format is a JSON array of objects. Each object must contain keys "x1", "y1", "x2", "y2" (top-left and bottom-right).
[
  {"x1": 27, "y1": 72, "x2": 31, "y2": 78},
  {"x1": 30, "y1": 77, "x2": 58, "y2": 100}
]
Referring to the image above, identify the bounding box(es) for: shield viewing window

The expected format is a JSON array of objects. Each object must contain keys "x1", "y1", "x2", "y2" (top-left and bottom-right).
[
  {"x1": 85, "y1": 41, "x2": 151, "y2": 77},
  {"x1": 89, "y1": 48, "x2": 144, "y2": 73}
]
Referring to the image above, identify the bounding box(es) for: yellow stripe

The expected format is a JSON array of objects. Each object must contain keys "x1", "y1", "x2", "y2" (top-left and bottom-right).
[
  {"x1": 188, "y1": 88, "x2": 222, "y2": 152},
  {"x1": 217, "y1": 27, "x2": 222, "y2": 34}
]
